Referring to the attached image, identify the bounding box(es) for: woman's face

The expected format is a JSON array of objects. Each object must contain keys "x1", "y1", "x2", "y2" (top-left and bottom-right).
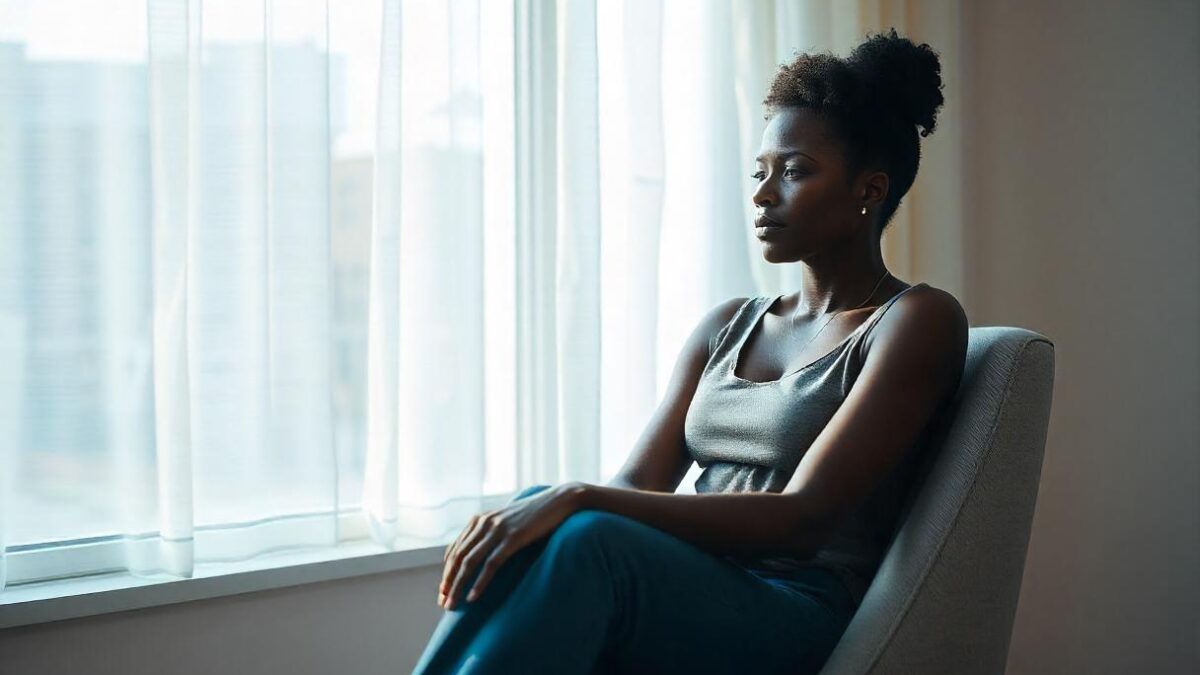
[{"x1": 751, "y1": 107, "x2": 878, "y2": 263}]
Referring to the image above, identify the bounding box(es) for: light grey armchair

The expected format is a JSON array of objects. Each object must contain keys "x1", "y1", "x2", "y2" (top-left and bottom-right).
[{"x1": 818, "y1": 327, "x2": 1056, "y2": 675}]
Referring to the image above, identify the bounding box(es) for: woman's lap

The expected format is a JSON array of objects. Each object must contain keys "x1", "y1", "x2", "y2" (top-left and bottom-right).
[
  {"x1": 552, "y1": 507, "x2": 851, "y2": 674},
  {"x1": 416, "y1": 484, "x2": 853, "y2": 675}
]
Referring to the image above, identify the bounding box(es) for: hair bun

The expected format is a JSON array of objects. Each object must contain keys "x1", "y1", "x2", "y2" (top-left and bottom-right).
[{"x1": 848, "y1": 27, "x2": 945, "y2": 138}]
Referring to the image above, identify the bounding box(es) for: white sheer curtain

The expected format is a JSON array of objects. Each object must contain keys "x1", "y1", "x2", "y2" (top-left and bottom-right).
[
  {"x1": 140, "y1": 0, "x2": 340, "y2": 576},
  {"x1": 0, "y1": 0, "x2": 963, "y2": 590},
  {"x1": 0, "y1": 0, "x2": 348, "y2": 589},
  {"x1": 362, "y1": 0, "x2": 498, "y2": 543}
]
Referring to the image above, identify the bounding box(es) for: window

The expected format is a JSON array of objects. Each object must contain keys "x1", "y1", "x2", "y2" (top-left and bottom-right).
[
  {"x1": 3, "y1": 0, "x2": 860, "y2": 593},
  {"x1": 1, "y1": 0, "x2": 524, "y2": 588}
]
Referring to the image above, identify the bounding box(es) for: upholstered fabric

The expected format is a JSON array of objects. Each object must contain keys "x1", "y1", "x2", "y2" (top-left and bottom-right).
[{"x1": 817, "y1": 327, "x2": 1056, "y2": 675}]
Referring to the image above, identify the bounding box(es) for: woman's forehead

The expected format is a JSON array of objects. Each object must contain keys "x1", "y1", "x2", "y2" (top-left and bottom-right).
[{"x1": 757, "y1": 108, "x2": 838, "y2": 161}]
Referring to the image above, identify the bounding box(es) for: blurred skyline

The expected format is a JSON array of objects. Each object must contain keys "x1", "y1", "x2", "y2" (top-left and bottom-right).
[{"x1": 1, "y1": 39, "x2": 373, "y2": 546}]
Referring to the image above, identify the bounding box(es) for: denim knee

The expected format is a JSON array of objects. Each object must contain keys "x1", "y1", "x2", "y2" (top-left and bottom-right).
[
  {"x1": 508, "y1": 483, "x2": 555, "y2": 505},
  {"x1": 547, "y1": 509, "x2": 638, "y2": 552}
]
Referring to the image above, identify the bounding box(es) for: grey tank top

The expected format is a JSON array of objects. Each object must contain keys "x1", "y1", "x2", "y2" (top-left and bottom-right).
[{"x1": 683, "y1": 282, "x2": 935, "y2": 609}]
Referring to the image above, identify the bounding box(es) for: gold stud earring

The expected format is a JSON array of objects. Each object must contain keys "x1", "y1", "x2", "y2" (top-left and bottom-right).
[{"x1": 861, "y1": 206, "x2": 867, "y2": 215}]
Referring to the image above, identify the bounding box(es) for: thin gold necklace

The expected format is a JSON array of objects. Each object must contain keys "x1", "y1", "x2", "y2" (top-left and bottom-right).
[{"x1": 789, "y1": 270, "x2": 892, "y2": 353}]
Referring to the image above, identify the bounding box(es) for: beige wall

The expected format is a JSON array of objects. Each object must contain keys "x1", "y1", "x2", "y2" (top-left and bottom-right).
[{"x1": 962, "y1": 1, "x2": 1199, "y2": 673}]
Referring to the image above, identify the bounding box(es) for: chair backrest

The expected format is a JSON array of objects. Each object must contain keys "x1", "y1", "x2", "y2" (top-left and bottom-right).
[{"x1": 818, "y1": 327, "x2": 1056, "y2": 675}]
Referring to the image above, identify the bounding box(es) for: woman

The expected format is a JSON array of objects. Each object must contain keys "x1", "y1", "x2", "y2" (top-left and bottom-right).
[{"x1": 415, "y1": 28, "x2": 966, "y2": 675}]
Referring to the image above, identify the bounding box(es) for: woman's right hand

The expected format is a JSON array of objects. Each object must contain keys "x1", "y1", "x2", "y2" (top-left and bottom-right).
[{"x1": 438, "y1": 483, "x2": 568, "y2": 609}]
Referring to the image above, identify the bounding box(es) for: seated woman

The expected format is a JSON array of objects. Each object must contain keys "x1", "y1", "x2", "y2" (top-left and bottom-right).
[{"x1": 415, "y1": 27, "x2": 966, "y2": 675}]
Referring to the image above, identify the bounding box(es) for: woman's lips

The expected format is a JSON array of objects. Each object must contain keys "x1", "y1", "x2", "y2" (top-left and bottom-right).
[
  {"x1": 755, "y1": 215, "x2": 786, "y2": 239},
  {"x1": 754, "y1": 215, "x2": 785, "y2": 229}
]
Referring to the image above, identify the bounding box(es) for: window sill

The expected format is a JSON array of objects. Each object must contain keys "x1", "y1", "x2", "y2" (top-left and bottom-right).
[{"x1": 0, "y1": 536, "x2": 449, "y2": 630}]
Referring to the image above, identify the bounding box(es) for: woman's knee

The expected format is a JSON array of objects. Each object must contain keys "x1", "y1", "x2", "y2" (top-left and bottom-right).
[
  {"x1": 508, "y1": 483, "x2": 555, "y2": 505},
  {"x1": 548, "y1": 509, "x2": 646, "y2": 554}
]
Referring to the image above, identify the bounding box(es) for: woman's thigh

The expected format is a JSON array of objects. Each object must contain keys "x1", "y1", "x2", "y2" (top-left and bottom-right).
[{"x1": 551, "y1": 508, "x2": 852, "y2": 675}]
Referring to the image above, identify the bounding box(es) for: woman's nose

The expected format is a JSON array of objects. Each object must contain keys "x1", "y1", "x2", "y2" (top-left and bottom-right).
[{"x1": 752, "y1": 182, "x2": 776, "y2": 208}]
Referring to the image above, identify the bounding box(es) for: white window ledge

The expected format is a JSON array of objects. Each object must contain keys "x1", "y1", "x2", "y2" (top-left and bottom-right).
[{"x1": 0, "y1": 537, "x2": 449, "y2": 630}]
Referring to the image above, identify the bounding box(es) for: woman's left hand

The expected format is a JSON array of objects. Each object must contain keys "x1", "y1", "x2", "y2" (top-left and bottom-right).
[{"x1": 438, "y1": 482, "x2": 585, "y2": 610}]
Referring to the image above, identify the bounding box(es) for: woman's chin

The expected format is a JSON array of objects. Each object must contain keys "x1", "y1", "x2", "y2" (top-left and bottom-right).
[{"x1": 759, "y1": 243, "x2": 795, "y2": 264}]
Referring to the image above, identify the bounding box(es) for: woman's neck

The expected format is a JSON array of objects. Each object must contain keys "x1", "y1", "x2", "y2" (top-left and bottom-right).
[{"x1": 793, "y1": 242, "x2": 891, "y2": 317}]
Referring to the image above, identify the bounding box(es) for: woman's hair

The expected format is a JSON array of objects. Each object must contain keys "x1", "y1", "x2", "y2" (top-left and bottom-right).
[{"x1": 763, "y1": 28, "x2": 945, "y2": 234}]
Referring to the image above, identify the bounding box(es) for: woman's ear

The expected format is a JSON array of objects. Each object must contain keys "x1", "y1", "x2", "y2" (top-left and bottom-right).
[{"x1": 861, "y1": 170, "x2": 889, "y2": 210}]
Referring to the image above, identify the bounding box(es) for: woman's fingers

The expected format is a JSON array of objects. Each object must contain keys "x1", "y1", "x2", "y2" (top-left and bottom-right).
[
  {"x1": 463, "y1": 541, "x2": 515, "y2": 603},
  {"x1": 436, "y1": 490, "x2": 570, "y2": 609},
  {"x1": 442, "y1": 512, "x2": 497, "y2": 604},
  {"x1": 444, "y1": 527, "x2": 503, "y2": 610},
  {"x1": 441, "y1": 515, "x2": 483, "y2": 595},
  {"x1": 444, "y1": 514, "x2": 479, "y2": 564}
]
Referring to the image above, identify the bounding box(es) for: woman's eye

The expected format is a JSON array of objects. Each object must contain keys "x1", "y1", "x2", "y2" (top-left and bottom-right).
[
  {"x1": 751, "y1": 171, "x2": 766, "y2": 180},
  {"x1": 783, "y1": 168, "x2": 804, "y2": 178}
]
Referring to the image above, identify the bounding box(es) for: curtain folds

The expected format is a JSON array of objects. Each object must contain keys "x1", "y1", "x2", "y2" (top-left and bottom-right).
[
  {"x1": 0, "y1": 0, "x2": 962, "y2": 590},
  {"x1": 138, "y1": 0, "x2": 340, "y2": 576},
  {"x1": 364, "y1": 0, "x2": 493, "y2": 545}
]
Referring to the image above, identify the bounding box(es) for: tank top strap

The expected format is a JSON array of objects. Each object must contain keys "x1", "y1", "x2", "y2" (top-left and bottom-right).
[
  {"x1": 709, "y1": 284, "x2": 928, "y2": 363},
  {"x1": 708, "y1": 296, "x2": 760, "y2": 358},
  {"x1": 848, "y1": 282, "x2": 930, "y2": 353}
]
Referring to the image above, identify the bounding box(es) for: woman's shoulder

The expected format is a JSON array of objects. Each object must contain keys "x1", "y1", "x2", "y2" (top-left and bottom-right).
[
  {"x1": 864, "y1": 281, "x2": 968, "y2": 365},
  {"x1": 699, "y1": 295, "x2": 758, "y2": 332},
  {"x1": 890, "y1": 282, "x2": 966, "y2": 321}
]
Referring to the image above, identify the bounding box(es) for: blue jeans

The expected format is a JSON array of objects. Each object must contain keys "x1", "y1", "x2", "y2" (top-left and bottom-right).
[{"x1": 412, "y1": 484, "x2": 855, "y2": 674}]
